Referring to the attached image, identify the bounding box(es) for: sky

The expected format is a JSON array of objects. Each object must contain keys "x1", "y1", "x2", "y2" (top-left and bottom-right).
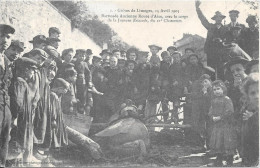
[{"x1": 84, "y1": 0, "x2": 258, "y2": 51}]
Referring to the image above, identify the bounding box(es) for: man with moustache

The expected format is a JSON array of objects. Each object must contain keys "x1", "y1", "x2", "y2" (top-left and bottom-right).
[{"x1": 0, "y1": 24, "x2": 15, "y2": 167}]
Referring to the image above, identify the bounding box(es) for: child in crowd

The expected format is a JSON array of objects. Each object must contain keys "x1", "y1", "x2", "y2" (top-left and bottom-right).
[
  {"x1": 209, "y1": 80, "x2": 236, "y2": 166},
  {"x1": 240, "y1": 73, "x2": 259, "y2": 166},
  {"x1": 123, "y1": 60, "x2": 137, "y2": 102},
  {"x1": 168, "y1": 51, "x2": 184, "y2": 123},
  {"x1": 73, "y1": 49, "x2": 92, "y2": 115},
  {"x1": 49, "y1": 78, "x2": 70, "y2": 156},
  {"x1": 159, "y1": 51, "x2": 171, "y2": 122},
  {"x1": 112, "y1": 49, "x2": 121, "y2": 58},
  {"x1": 148, "y1": 44, "x2": 161, "y2": 68},
  {"x1": 11, "y1": 58, "x2": 38, "y2": 165},
  {"x1": 57, "y1": 48, "x2": 74, "y2": 78},
  {"x1": 61, "y1": 69, "x2": 78, "y2": 115},
  {"x1": 133, "y1": 52, "x2": 150, "y2": 115},
  {"x1": 126, "y1": 48, "x2": 138, "y2": 61},
  {"x1": 184, "y1": 53, "x2": 205, "y2": 93},
  {"x1": 190, "y1": 74, "x2": 212, "y2": 149}
]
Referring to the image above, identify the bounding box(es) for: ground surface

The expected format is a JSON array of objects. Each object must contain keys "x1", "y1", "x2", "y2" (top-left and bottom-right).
[{"x1": 39, "y1": 129, "x2": 241, "y2": 167}]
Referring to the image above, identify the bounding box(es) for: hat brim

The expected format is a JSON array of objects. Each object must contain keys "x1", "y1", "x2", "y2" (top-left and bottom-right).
[
  {"x1": 224, "y1": 58, "x2": 249, "y2": 69},
  {"x1": 211, "y1": 15, "x2": 226, "y2": 20},
  {"x1": 148, "y1": 45, "x2": 162, "y2": 50},
  {"x1": 0, "y1": 24, "x2": 15, "y2": 34}
]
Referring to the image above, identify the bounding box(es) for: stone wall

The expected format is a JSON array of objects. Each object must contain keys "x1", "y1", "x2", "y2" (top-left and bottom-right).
[{"x1": 0, "y1": 0, "x2": 102, "y2": 55}]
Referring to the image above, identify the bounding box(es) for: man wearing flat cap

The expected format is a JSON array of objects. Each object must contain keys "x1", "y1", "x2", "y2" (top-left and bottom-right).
[
  {"x1": 241, "y1": 15, "x2": 259, "y2": 59},
  {"x1": 226, "y1": 10, "x2": 245, "y2": 31},
  {"x1": 48, "y1": 27, "x2": 61, "y2": 39},
  {"x1": 44, "y1": 37, "x2": 62, "y2": 68},
  {"x1": 85, "y1": 49, "x2": 93, "y2": 66},
  {"x1": 195, "y1": 0, "x2": 228, "y2": 80},
  {"x1": 5, "y1": 40, "x2": 25, "y2": 62},
  {"x1": 10, "y1": 57, "x2": 39, "y2": 164},
  {"x1": 0, "y1": 24, "x2": 15, "y2": 167}
]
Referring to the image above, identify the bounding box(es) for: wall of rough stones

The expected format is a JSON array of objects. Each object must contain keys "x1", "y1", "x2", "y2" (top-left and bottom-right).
[{"x1": 0, "y1": 0, "x2": 102, "y2": 55}]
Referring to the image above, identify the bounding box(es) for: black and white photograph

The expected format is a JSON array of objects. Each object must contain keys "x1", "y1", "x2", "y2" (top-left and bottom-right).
[{"x1": 0, "y1": 0, "x2": 259, "y2": 167}]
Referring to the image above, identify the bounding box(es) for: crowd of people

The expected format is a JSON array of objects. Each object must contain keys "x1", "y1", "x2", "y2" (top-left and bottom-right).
[{"x1": 0, "y1": 1, "x2": 259, "y2": 167}]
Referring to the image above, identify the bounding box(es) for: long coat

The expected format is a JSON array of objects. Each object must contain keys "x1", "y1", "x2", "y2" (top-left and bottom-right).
[{"x1": 13, "y1": 77, "x2": 36, "y2": 157}]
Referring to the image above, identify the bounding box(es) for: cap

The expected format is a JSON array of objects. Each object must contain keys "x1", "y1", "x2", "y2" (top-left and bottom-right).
[
  {"x1": 112, "y1": 49, "x2": 120, "y2": 54},
  {"x1": 224, "y1": 56, "x2": 249, "y2": 69},
  {"x1": 61, "y1": 48, "x2": 74, "y2": 59},
  {"x1": 0, "y1": 24, "x2": 15, "y2": 34},
  {"x1": 185, "y1": 48, "x2": 195, "y2": 53},
  {"x1": 52, "y1": 78, "x2": 70, "y2": 89},
  {"x1": 148, "y1": 44, "x2": 162, "y2": 50},
  {"x1": 64, "y1": 63, "x2": 75, "y2": 71},
  {"x1": 99, "y1": 49, "x2": 111, "y2": 56},
  {"x1": 120, "y1": 50, "x2": 126, "y2": 54},
  {"x1": 76, "y1": 49, "x2": 86, "y2": 54},
  {"x1": 92, "y1": 55, "x2": 102, "y2": 60},
  {"x1": 167, "y1": 46, "x2": 177, "y2": 51},
  {"x1": 16, "y1": 57, "x2": 38, "y2": 70},
  {"x1": 29, "y1": 48, "x2": 49, "y2": 60},
  {"x1": 161, "y1": 51, "x2": 170, "y2": 57},
  {"x1": 10, "y1": 40, "x2": 25, "y2": 52},
  {"x1": 86, "y1": 49, "x2": 93, "y2": 55},
  {"x1": 49, "y1": 27, "x2": 61, "y2": 34},
  {"x1": 29, "y1": 35, "x2": 47, "y2": 44},
  {"x1": 229, "y1": 10, "x2": 239, "y2": 15}
]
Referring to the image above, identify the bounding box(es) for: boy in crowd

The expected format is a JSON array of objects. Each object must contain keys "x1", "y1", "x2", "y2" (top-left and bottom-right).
[
  {"x1": 5, "y1": 40, "x2": 25, "y2": 62},
  {"x1": 61, "y1": 69, "x2": 78, "y2": 115},
  {"x1": 73, "y1": 49, "x2": 93, "y2": 115},
  {"x1": 104, "y1": 56, "x2": 122, "y2": 116},
  {"x1": 132, "y1": 52, "x2": 150, "y2": 115},
  {"x1": 91, "y1": 55, "x2": 108, "y2": 123},
  {"x1": 126, "y1": 48, "x2": 138, "y2": 61},
  {"x1": 168, "y1": 51, "x2": 184, "y2": 123},
  {"x1": 148, "y1": 44, "x2": 162, "y2": 68},
  {"x1": 159, "y1": 51, "x2": 172, "y2": 122},
  {"x1": 11, "y1": 57, "x2": 39, "y2": 165},
  {"x1": 45, "y1": 37, "x2": 62, "y2": 68},
  {"x1": 184, "y1": 53, "x2": 205, "y2": 93},
  {"x1": 49, "y1": 78, "x2": 69, "y2": 150},
  {"x1": 120, "y1": 50, "x2": 127, "y2": 60},
  {"x1": 57, "y1": 48, "x2": 74, "y2": 78},
  {"x1": 112, "y1": 49, "x2": 121, "y2": 58},
  {"x1": 182, "y1": 48, "x2": 194, "y2": 67}
]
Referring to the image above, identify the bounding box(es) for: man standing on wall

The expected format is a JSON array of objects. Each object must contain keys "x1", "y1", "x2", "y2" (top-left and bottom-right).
[{"x1": 195, "y1": 0, "x2": 228, "y2": 80}]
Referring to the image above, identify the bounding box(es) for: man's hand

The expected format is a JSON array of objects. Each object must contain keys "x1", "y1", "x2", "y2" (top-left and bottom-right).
[
  {"x1": 243, "y1": 110, "x2": 254, "y2": 120},
  {"x1": 213, "y1": 116, "x2": 221, "y2": 122},
  {"x1": 195, "y1": 0, "x2": 201, "y2": 8}
]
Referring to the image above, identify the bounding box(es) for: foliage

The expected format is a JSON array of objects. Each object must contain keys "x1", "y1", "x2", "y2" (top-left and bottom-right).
[
  {"x1": 50, "y1": 1, "x2": 131, "y2": 49},
  {"x1": 242, "y1": 0, "x2": 259, "y2": 10}
]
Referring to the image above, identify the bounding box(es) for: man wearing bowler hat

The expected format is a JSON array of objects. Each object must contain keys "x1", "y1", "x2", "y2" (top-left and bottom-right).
[
  {"x1": 195, "y1": 0, "x2": 228, "y2": 80},
  {"x1": 0, "y1": 24, "x2": 15, "y2": 167}
]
